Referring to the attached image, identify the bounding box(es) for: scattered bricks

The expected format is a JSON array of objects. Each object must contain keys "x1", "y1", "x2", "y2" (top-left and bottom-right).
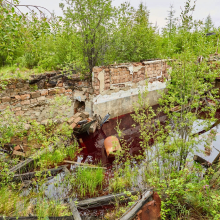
[
  {"x1": 41, "y1": 89, "x2": 48, "y2": 96},
  {"x1": 68, "y1": 116, "x2": 75, "y2": 124},
  {"x1": 15, "y1": 110, "x2": 24, "y2": 116},
  {"x1": 70, "y1": 122, "x2": 77, "y2": 129},
  {"x1": 48, "y1": 89, "x2": 57, "y2": 95},
  {"x1": 56, "y1": 88, "x2": 65, "y2": 94},
  {"x1": 89, "y1": 122, "x2": 97, "y2": 134},
  {"x1": 74, "y1": 117, "x2": 82, "y2": 124},
  {"x1": 74, "y1": 112, "x2": 82, "y2": 118},
  {"x1": 81, "y1": 111, "x2": 89, "y2": 118},
  {"x1": 21, "y1": 100, "x2": 30, "y2": 105},
  {"x1": 1, "y1": 97, "x2": 11, "y2": 103},
  {"x1": 37, "y1": 96, "x2": 46, "y2": 102},
  {"x1": 30, "y1": 91, "x2": 41, "y2": 99},
  {"x1": 31, "y1": 98, "x2": 38, "y2": 104},
  {"x1": 14, "y1": 145, "x2": 21, "y2": 151},
  {"x1": 13, "y1": 150, "x2": 25, "y2": 157}
]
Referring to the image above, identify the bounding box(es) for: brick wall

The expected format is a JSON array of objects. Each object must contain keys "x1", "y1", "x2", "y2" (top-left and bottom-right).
[
  {"x1": 0, "y1": 72, "x2": 92, "y2": 124},
  {"x1": 92, "y1": 60, "x2": 171, "y2": 95}
]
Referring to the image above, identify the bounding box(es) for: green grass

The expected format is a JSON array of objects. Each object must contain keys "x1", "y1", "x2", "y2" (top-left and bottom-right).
[
  {"x1": 0, "y1": 65, "x2": 47, "y2": 80},
  {"x1": 39, "y1": 144, "x2": 78, "y2": 168},
  {"x1": 70, "y1": 167, "x2": 105, "y2": 197}
]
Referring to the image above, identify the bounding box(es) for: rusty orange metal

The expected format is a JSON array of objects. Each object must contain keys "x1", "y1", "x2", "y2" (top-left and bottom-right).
[
  {"x1": 137, "y1": 192, "x2": 161, "y2": 220},
  {"x1": 104, "y1": 136, "x2": 122, "y2": 157}
]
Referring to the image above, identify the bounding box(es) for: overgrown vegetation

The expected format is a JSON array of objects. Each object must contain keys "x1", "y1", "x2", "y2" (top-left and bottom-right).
[
  {"x1": 0, "y1": 0, "x2": 219, "y2": 75},
  {"x1": 1, "y1": 0, "x2": 220, "y2": 219}
]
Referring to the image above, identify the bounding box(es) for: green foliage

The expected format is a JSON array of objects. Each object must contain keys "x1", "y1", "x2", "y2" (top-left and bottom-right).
[
  {"x1": 0, "y1": 109, "x2": 26, "y2": 147},
  {"x1": 69, "y1": 167, "x2": 104, "y2": 197}
]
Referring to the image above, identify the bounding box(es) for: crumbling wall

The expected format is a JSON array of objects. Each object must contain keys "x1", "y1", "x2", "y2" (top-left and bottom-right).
[
  {"x1": 92, "y1": 60, "x2": 171, "y2": 118},
  {"x1": 0, "y1": 60, "x2": 172, "y2": 123},
  {"x1": 0, "y1": 72, "x2": 92, "y2": 124}
]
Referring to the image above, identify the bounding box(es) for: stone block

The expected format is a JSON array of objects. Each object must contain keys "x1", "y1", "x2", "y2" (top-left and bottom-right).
[
  {"x1": 21, "y1": 94, "x2": 30, "y2": 100},
  {"x1": 30, "y1": 91, "x2": 41, "y2": 99},
  {"x1": 14, "y1": 107, "x2": 21, "y2": 111},
  {"x1": 41, "y1": 90, "x2": 48, "y2": 96},
  {"x1": 48, "y1": 89, "x2": 57, "y2": 95},
  {"x1": 15, "y1": 95, "x2": 21, "y2": 100},
  {"x1": 37, "y1": 96, "x2": 46, "y2": 102},
  {"x1": 1, "y1": 97, "x2": 11, "y2": 103},
  {"x1": 56, "y1": 88, "x2": 65, "y2": 94},
  {"x1": 15, "y1": 110, "x2": 24, "y2": 116},
  {"x1": 31, "y1": 98, "x2": 38, "y2": 104},
  {"x1": 21, "y1": 100, "x2": 30, "y2": 105}
]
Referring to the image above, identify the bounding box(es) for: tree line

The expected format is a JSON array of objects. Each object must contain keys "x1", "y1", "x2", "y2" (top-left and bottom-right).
[{"x1": 0, "y1": 0, "x2": 219, "y2": 73}]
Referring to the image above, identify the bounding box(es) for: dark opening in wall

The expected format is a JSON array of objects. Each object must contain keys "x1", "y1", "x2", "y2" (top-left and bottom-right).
[{"x1": 74, "y1": 100, "x2": 85, "y2": 113}]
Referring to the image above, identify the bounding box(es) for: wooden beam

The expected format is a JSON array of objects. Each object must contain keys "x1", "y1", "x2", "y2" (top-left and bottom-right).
[
  {"x1": 63, "y1": 160, "x2": 106, "y2": 169},
  {"x1": 69, "y1": 200, "x2": 82, "y2": 220},
  {"x1": 119, "y1": 190, "x2": 153, "y2": 220}
]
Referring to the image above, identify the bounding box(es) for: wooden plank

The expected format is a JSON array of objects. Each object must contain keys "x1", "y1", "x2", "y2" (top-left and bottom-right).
[
  {"x1": 212, "y1": 151, "x2": 220, "y2": 165},
  {"x1": 11, "y1": 166, "x2": 65, "y2": 181},
  {"x1": 10, "y1": 145, "x2": 53, "y2": 173},
  {"x1": 69, "y1": 200, "x2": 82, "y2": 220},
  {"x1": 193, "y1": 155, "x2": 211, "y2": 167},
  {"x1": 77, "y1": 189, "x2": 147, "y2": 209},
  {"x1": 0, "y1": 216, "x2": 96, "y2": 220},
  {"x1": 119, "y1": 190, "x2": 153, "y2": 220},
  {"x1": 63, "y1": 160, "x2": 107, "y2": 169}
]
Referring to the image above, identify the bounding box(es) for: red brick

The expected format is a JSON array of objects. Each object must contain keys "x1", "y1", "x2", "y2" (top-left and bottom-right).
[
  {"x1": 93, "y1": 67, "x2": 103, "y2": 73},
  {"x1": 21, "y1": 100, "x2": 30, "y2": 105},
  {"x1": 69, "y1": 122, "x2": 77, "y2": 129},
  {"x1": 15, "y1": 95, "x2": 21, "y2": 100},
  {"x1": 68, "y1": 116, "x2": 75, "y2": 124},
  {"x1": 20, "y1": 94, "x2": 30, "y2": 100},
  {"x1": 14, "y1": 145, "x2": 21, "y2": 151},
  {"x1": 41, "y1": 90, "x2": 48, "y2": 96},
  {"x1": 74, "y1": 117, "x2": 82, "y2": 124},
  {"x1": 1, "y1": 97, "x2": 11, "y2": 103}
]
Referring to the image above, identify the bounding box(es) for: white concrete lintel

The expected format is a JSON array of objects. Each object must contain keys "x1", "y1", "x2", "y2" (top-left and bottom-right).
[{"x1": 93, "y1": 80, "x2": 166, "y2": 105}]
